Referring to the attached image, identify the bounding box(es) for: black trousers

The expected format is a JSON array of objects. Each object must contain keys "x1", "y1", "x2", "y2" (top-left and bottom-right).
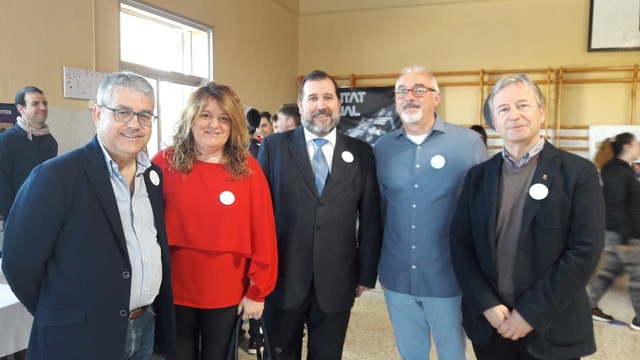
[
  {"x1": 266, "y1": 284, "x2": 351, "y2": 360},
  {"x1": 473, "y1": 331, "x2": 579, "y2": 360},
  {"x1": 175, "y1": 304, "x2": 237, "y2": 360}
]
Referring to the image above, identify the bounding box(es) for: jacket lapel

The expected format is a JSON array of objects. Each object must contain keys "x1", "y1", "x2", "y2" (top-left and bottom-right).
[
  {"x1": 143, "y1": 165, "x2": 164, "y2": 244},
  {"x1": 484, "y1": 154, "x2": 503, "y2": 261},
  {"x1": 83, "y1": 136, "x2": 129, "y2": 260},
  {"x1": 288, "y1": 128, "x2": 319, "y2": 197},
  {"x1": 323, "y1": 132, "x2": 349, "y2": 196},
  {"x1": 518, "y1": 142, "x2": 561, "y2": 242}
]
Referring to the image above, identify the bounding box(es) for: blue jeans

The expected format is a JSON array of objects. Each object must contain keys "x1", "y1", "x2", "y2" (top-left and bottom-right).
[
  {"x1": 124, "y1": 305, "x2": 156, "y2": 360},
  {"x1": 384, "y1": 289, "x2": 467, "y2": 360}
]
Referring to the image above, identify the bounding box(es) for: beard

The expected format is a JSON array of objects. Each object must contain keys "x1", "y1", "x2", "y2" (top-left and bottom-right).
[
  {"x1": 400, "y1": 107, "x2": 423, "y2": 124},
  {"x1": 302, "y1": 109, "x2": 340, "y2": 136}
]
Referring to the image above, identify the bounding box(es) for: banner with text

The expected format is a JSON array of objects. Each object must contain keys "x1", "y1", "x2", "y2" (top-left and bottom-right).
[
  {"x1": 337, "y1": 86, "x2": 400, "y2": 145},
  {"x1": 0, "y1": 103, "x2": 18, "y2": 131}
]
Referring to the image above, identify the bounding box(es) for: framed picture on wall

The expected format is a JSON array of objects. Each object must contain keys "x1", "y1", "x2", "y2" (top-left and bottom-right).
[{"x1": 588, "y1": 0, "x2": 640, "y2": 51}]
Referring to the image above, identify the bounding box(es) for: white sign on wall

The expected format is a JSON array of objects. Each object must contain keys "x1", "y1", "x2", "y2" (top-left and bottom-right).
[{"x1": 63, "y1": 67, "x2": 109, "y2": 100}]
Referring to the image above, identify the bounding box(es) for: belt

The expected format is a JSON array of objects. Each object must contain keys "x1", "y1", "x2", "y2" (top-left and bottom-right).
[{"x1": 129, "y1": 305, "x2": 149, "y2": 320}]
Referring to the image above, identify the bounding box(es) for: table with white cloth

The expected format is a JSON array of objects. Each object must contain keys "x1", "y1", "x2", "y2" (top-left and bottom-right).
[{"x1": 0, "y1": 259, "x2": 33, "y2": 357}]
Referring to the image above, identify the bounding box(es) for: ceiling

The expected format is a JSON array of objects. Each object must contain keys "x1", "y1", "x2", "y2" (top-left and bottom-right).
[{"x1": 298, "y1": 0, "x2": 505, "y2": 15}]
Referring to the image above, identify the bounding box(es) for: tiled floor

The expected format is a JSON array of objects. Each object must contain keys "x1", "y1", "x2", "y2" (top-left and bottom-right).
[{"x1": 236, "y1": 277, "x2": 639, "y2": 359}]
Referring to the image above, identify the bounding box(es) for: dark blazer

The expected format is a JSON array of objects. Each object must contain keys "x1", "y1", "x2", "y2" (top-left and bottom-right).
[
  {"x1": 2, "y1": 136, "x2": 176, "y2": 360},
  {"x1": 258, "y1": 127, "x2": 382, "y2": 313},
  {"x1": 450, "y1": 142, "x2": 605, "y2": 359}
]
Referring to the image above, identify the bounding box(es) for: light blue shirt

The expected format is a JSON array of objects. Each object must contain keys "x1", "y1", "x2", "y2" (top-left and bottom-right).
[
  {"x1": 304, "y1": 127, "x2": 336, "y2": 170},
  {"x1": 374, "y1": 115, "x2": 488, "y2": 297},
  {"x1": 98, "y1": 140, "x2": 162, "y2": 310}
]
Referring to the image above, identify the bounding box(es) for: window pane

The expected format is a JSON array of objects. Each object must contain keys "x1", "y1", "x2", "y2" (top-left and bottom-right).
[
  {"x1": 149, "y1": 81, "x2": 197, "y2": 157},
  {"x1": 120, "y1": 3, "x2": 211, "y2": 79}
]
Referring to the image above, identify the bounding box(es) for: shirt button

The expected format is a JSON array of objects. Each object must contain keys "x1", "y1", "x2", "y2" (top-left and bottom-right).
[
  {"x1": 414, "y1": 184, "x2": 419, "y2": 188},
  {"x1": 417, "y1": 146, "x2": 421, "y2": 150},
  {"x1": 411, "y1": 246, "x2": 416, "y2": 249},
  {"x1": 412, "y1": 204, "x2": 416, "y2": 208},
  {"x1": 411, "y1": 225, "x2": 416, "y2": 229},
  {"x1": 120, "y1": 310, "x2": 127, "y2": 317},
  {"x1": 416, "y1": 164, "x2": 420, "y2": 168},
  {"x1": 122, "y1": 271, "x2": 130, "y2": 279},
  {"x1": 411, "y1": 265, "x2": 416, "y2": 269}
]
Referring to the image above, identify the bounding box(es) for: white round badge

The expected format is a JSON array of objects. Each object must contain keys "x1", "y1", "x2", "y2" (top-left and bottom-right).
[
  {"x1": 341, "y1": 151, "x2": 354, "y2": 163},
  {"x1": 430, "y1": 155, "x2": 446, "y2": 169},
  {"x1": 219, "y1": 191, "x2": 235, "y2": 206},
  {"x1": 529, "y1": 183, "x2": 549, "y2": 200},
  {"x1": 149, "y1": 170, "x2": 160, "y2": 186}
]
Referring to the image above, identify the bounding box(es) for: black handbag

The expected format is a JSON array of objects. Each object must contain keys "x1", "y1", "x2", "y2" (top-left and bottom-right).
[{"x1": 227, "y1": 313, "x2": 274, "y2": 360}]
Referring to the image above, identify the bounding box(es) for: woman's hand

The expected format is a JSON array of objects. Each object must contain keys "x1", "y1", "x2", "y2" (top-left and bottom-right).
[{"x1": 237, "y1": 296, "x2": 264, "y2": 321}]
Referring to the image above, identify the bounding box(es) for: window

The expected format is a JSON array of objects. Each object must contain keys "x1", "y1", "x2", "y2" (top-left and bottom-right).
[{"x1": 120, "y1": 0, "x2": 212, "y2": 155}]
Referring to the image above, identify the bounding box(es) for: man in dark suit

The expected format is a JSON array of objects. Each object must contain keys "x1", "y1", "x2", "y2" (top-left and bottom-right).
[
  {"x1": 258, "y1": 70, "x2": 382, "y2": 360},
  {"x1": 450, "y1": 74, "x2": 605, "y2": 360},
  {"x1": 2, "y1": 71, "x2": 176, "y2": 360}
]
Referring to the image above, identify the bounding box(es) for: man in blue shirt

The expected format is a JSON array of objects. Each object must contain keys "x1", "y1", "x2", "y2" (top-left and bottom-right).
[{"x1": 374, "y1": 66, "x2": 487, "y2": 359}]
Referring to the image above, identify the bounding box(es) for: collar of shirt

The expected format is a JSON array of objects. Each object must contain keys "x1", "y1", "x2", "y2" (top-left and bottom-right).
[
  {"x1": 395, "y1": 114, "x2": 445, "y2": 142},
  {"x1": 97, "y1": 138, "x2": 151, "y2": 177},
  {"x1": 304, "y1": 127, "x2": 337, "y2": 170},
  {"x1": 502, "y1": 136, "x2": 545, "y2": 168}
]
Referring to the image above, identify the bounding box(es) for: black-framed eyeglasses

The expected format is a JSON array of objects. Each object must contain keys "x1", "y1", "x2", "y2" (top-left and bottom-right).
[
  {"x1": 98, "y1": 105, "x2": 157, "y2": 127},
  {"x1": 393, "y1": 86, "x2": 438, "y2": 99}
]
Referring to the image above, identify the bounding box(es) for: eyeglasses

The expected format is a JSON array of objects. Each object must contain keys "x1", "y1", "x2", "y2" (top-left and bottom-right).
[
  {"x1": 393, "y1": 86, "x2": 438, "y2": 99},
  {"x1": 98, "y1": 105, "x2": 157, "y2": 127}
]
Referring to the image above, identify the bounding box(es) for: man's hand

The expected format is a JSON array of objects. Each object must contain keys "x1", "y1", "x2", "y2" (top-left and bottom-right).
[
  {"x1": 483, "y1": 304, "x2": 511, "y2": 329},
  {"x1": 497, "y1": 309, "x2": 533, "y2": 340},
  {"x1": 356, "y1": 285, "x2": 371, "y2": 297}
]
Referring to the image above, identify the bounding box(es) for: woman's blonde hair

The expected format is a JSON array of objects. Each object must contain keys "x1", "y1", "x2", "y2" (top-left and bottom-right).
[
  {"x1": 165, "y1": 82, "x2": 251, "y2": 180},
  {"x1": 593, "y1": 138, "x2": 613, "y2": 170}
]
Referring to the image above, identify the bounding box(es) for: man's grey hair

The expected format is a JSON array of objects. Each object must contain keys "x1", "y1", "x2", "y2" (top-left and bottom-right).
[
  {"x1": 396, "y1": 65, "x2": 440, "y2": 93},
  {"x1": 96, "y1": 71, "x2": 155, "y2": 107},
  {"x1": 487, "y1": 74, "x2": 545, "y2": 115}
]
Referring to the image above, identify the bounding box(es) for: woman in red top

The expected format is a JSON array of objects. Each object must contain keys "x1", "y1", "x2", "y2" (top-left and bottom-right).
[{"x1": 152, "y1": 82, "x2": 277, "y2": 359}]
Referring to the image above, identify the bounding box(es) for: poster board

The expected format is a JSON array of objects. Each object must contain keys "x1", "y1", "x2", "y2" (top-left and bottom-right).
[
  {"x1": 63, "y1": 67, "x2": 110, "y2": 100},
  {"x1": 588, "y1": 0, "x2": 640, "y2": 51},
  {"x1": 337, "y1": 86, "x2": 400, "y2": 145},
  {"x1": 0, "y1": 103, "x2": 18, "y2": 132}
]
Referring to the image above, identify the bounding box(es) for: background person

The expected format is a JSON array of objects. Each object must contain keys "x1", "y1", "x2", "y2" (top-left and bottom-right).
[
  {"x1": 2, "y1": 71, "x2": 176, "y2": 360},
  {"x1": 152, "y1": 82, "x2": 277, "y2": 359},
  {"x1": 246, "y1": 107, "x2": 262, "y2": 158},
  {"x1": 273, "y1": 104, "x2": 301, "y2": 133},
  {"x1": 470, "y1": 124, "x2": 488, "y2": 147},
  {"x1": 0, "y1": 86, "x2": 57, "y2": 221},
  {"x1": 588, "y1": 132, "x2": 640, "y2": 331},
  {"x1": 258, "y1": 111, "x2": 274, "y2": 139}
]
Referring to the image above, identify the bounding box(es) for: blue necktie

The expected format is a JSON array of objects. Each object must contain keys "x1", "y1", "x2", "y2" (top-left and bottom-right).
[{"x1": 312, "y1": 138, "x2": 330, "y2": 195}]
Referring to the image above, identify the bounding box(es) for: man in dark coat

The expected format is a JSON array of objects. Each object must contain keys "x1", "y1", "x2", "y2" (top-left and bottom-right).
[{"x1": 2, "y1": 71, "x2": 176, "y2": 360}]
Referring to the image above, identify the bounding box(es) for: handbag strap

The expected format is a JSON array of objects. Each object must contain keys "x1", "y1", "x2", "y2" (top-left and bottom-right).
[
  {"x1": 227, "y1": 312, "x2": 275, "y2": 360},
  {"x1": 227, "y1": 313, "x2": 244, "y2": 360},
  {"x1": 255, "y1": 317, "x2": 273, "y2": 360}
]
